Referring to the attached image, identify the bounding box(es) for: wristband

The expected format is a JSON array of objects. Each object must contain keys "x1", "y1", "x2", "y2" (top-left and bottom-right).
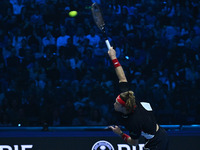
[
  {"x1": 121, "y1": 133, "x2": 130, "y2": 142},
  {"x1": 112, "y1": 58, "x2": 121, "y2": 68}
]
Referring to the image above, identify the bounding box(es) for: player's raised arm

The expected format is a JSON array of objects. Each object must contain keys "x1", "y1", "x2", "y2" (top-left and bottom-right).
[{"x1": 108, "y1": 47, "x2": 127, "y2": 83}]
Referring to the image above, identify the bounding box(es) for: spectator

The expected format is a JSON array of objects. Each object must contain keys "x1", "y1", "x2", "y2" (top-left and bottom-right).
[
  {"x1": 65, "y1": 37, "x2": 78, "y2": 58},
  {"x1": 6, "y1": 48, "x2": 20, "y2": 79},
  {"x1": 56, "y1": 26, "x2": 70, "y2": 50},
  {"x1": 27, "y1": 28, "x2": 42, "y2": 54},
  {"x1": 72, "y1": 106, "x2": 88, "y2": 126},
  {"x1": 193, "y1": 19, "x2": 200, "y2": 35},
  {"x1": 185, "y1": 29, "x2": 200, "y2": 49},
  {"x1": 10, "y1": 0, "x2": 24, "y2": 15},
  {"x1": 42, "y1": 30, "x2": 56, "y2": 48},
  {"x1": 86, "y1": 28, "x2": 101, "y2": 48},
  {"x1": 86, "y1": 108, "x2": 107, "y2": 125},
  {"x1": 73, "y1": 26, "x2": 86, "y2": 47}
]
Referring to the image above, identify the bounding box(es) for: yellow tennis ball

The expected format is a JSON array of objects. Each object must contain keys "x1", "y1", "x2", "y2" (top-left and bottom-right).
[{"x1": 69, "y1": 11, "x2": 78, "y2": 17}]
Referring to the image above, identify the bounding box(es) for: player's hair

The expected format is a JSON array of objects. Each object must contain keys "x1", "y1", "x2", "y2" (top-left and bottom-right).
[{"x1": 120, "y1": 91, "x2": 136, "y2": 112}]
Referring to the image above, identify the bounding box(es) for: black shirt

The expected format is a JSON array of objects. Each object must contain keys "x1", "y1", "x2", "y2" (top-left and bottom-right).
[{"x1": 119, "y1": 82, "x2": 157, "y2": 140}]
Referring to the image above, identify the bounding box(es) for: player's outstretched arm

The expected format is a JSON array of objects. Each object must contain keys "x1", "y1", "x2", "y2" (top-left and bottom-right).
[{"x1": 108, "y1": 47, "x2": 127, "y2": 83}]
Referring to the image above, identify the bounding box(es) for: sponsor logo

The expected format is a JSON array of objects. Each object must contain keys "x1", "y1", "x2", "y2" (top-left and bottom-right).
[
  {"x1": 91, "y1": 140, "x2": 114, "y2": 150},
  {"x1": 0, "y1": 145, "x2": 33, "y2": 150},
  {"x1": 117, "y1": 144, "x2": 144, "y2": 150},
  {"x1": 91, "y1": 140, "x2": 145, "y2": 150}
]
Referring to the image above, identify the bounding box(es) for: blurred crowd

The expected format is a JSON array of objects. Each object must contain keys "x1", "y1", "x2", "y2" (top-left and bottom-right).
[{"x1": 0, "y1": 0, "x2": 200, "y2": 127}]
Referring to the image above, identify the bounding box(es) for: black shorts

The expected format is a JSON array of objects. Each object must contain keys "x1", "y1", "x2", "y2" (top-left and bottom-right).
[{"x1": 144, "y1": 127, "x2": 169, "y2": 150}]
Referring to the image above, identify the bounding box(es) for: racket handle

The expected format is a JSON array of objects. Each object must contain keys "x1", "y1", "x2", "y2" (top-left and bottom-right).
[{"x1": 105, "y1": 39, "x2": 111, "y2": 50}]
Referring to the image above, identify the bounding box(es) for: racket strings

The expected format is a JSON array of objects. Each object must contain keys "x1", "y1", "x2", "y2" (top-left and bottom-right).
[{"x1": 91, "y1": 3, "x2": 105, "y2": 31}]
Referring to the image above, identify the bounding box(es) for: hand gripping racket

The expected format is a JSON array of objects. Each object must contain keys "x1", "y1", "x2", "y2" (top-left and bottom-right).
[{"x1": 91, "y1": 3, "x2": 111, "y2": 50}]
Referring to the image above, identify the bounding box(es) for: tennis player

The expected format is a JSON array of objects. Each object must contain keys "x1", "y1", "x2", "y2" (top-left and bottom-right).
[{"x1": 108, "y1": 47, "x2": 169, "y2": 150}]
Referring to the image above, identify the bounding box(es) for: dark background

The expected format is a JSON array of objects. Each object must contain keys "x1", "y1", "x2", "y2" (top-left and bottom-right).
[{"x1": 0, "y1": 0, "x2": 200, "y2": 127}]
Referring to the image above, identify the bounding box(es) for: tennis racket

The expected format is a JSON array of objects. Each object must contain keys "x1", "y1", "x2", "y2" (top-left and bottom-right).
[{"x1": 91, "y1": 3, "x2": 111, "y2": 50}]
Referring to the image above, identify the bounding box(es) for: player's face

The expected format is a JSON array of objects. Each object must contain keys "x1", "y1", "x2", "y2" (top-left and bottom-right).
[{"x1": 114, "y1": 99, "x2": 123, "y2": 112}]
